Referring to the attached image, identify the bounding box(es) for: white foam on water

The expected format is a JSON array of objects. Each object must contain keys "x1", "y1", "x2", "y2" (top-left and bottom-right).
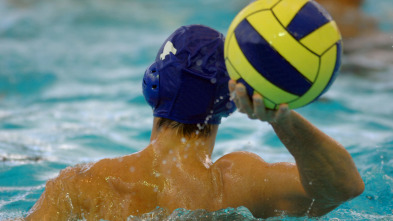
[{"x1": 1, "y1": 0, "x2": 393, "y2": 219}]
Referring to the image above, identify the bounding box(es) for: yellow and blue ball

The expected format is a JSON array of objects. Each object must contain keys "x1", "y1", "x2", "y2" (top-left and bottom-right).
[{"x1": 224, "y1": 0, "x2": 342, "y2": 109}]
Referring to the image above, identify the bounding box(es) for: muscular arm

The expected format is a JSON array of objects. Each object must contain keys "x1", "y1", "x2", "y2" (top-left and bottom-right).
[
  {"x1": 228, "y1": 80, "x2": 364, "y2": 217},
  {"x1": 270, "y1": 110, "x2": 364, "y2": 215}
]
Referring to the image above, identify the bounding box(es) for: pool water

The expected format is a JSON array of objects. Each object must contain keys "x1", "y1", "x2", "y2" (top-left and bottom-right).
[{"x1": 0, "y1": 0, "x2": 392, "y2": 220}]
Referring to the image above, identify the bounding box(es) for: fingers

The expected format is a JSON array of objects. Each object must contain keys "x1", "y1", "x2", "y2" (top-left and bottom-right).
[
  {"x1": 228, "y1": 79, "x2": 237, "y2": 105},
  {"x1": 237, "y1": 84, "x2": 257, "y2": 119},
  {"x1": 253, "y1": 93, "x2": 275, "y2": 122},
  {"x1": 228, "y1": 80, "x2": 290, "y2": 122},
  {"x1": 274, "y1": 104, "x2": 290, "y2": 122},
  {"x1": 229, "y1": 80, "x2": 256, "y2": 119},
  {"x1": 252, "y1": 93, "x2": 267, "y2": 121}
]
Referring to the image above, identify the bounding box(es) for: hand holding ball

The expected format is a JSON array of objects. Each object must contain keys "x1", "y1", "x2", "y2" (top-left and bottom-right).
[{"x1": 224, "y1": 0, "x2": 342, "y2": 109}]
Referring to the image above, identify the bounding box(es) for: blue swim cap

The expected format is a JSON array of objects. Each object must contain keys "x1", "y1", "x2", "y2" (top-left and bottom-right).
[{"x1": 143, "y1": 25, "x2": 236, "y2": 124}]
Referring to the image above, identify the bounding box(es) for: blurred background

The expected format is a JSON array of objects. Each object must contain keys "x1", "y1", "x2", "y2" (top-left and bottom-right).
[{"x1": 0, "y1": 0, "x2": 392, "y2": 219}]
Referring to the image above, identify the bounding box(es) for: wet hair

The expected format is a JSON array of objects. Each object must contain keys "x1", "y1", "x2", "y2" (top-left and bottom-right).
[{"x1": 156, "y1": 118, "x2": 212, "y2": 138}]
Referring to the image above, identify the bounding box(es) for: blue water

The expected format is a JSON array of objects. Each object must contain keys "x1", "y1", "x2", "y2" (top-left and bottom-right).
[{"x1": 1, "y1": 0, "x2": 393, "y2": 220}]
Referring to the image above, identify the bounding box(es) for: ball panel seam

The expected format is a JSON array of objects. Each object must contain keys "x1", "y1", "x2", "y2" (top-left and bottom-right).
[
  {"x1": 226, "y1": 34, "x2": 299, "y2": 104},
  {"x1": 300, "y1": 21, "x2": 342, "y2": 56},
  {"x1": 235, "y1": 18, "x2": 312, "y2": 96},
  {"x1": 272, "y1": 0, "x2": 309, "y2": 28},
  {"x1": 247, "y1": 10, "x2": 320, "y2": 82}
]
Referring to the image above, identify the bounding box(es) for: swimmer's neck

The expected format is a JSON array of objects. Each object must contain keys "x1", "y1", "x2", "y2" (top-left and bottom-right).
[{"x1": 148, "y1": 118, "x2": 218, "y2": 160}]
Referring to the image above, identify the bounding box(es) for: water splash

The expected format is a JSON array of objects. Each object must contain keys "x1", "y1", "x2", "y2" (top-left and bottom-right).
[
  {"x1": 306, "y1": 198, "x2": 316, "y2": 216},
  {"x1": 127, "y1": 206, "x2": 261, "y2": 221}
]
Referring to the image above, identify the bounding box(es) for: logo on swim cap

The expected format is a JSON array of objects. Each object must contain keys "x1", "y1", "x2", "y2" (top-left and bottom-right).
[{"x1": 160, "y1": 41, "x2": 177, "y2": 61}]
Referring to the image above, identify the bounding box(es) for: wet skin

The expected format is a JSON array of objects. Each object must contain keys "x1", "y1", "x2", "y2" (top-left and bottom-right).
[{"x1": 25, "y1": 80, "x2": 364, "y2": 220}]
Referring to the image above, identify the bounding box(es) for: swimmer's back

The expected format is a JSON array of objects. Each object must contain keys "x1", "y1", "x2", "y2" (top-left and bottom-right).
[
  {"x1": 27, "y1": 149, "x2": 309, "y2": 220},
  {"x1": 26, "y1": 151, "x2": 159, "y2": 220}
]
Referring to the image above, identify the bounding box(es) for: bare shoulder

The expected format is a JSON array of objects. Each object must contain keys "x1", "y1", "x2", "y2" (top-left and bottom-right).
[
  {"x1": 56, "y1": 151, "x2": 154, "y2": 191},
  {"x1": 212, "y1": 152, "x2": 308, "y2": 218},
  {"x1": 51, "y1": 159, "x2": 108, "y2": 186},
  {"x1": 45, "y1": 164, "x2": 87, "y2": 191},
  {"x1": 88, "y1": 152, "x2": 153, "y2": 181},
  {"x1": 214, "y1": 151, "x2": 300, "y2": 183},
  {"x1": 213, "y1": 151, "x2": 268, "y2": 172},
  {"x1": 212, "y1": 151, "x2": 273, "y2": 187},
  {"x1": 212, "y1": 151, "x2": 269, "y2": 192},
  {"x1": 27, "y1": 152, "x2": 155, "y2": 219},
  {"x1": 25, "y1": 164, "x2": 92, "y2": 220},
  {"x1": 211, "y1": 152, "x2": 269, "y2": 212}
]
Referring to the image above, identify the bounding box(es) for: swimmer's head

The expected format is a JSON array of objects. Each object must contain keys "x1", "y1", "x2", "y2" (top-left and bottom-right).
[{"x1": 143, "y1": 25, "x2": 236, "y2": 125}]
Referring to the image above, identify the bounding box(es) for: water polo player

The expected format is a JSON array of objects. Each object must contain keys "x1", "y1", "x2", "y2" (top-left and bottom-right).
[{"x1": 26, "y1": 25, "x2": 364, "y2": 220}]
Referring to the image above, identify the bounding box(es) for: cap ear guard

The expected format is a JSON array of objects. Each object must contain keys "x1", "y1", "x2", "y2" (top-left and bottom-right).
[{"x1": 142, "y1": 63, "x2": 160, "y2": 109}]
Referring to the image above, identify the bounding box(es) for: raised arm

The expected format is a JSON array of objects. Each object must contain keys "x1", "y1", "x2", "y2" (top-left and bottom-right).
[{"x1": 229, "y1": 80, "x2": 364, "y2": 217}]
